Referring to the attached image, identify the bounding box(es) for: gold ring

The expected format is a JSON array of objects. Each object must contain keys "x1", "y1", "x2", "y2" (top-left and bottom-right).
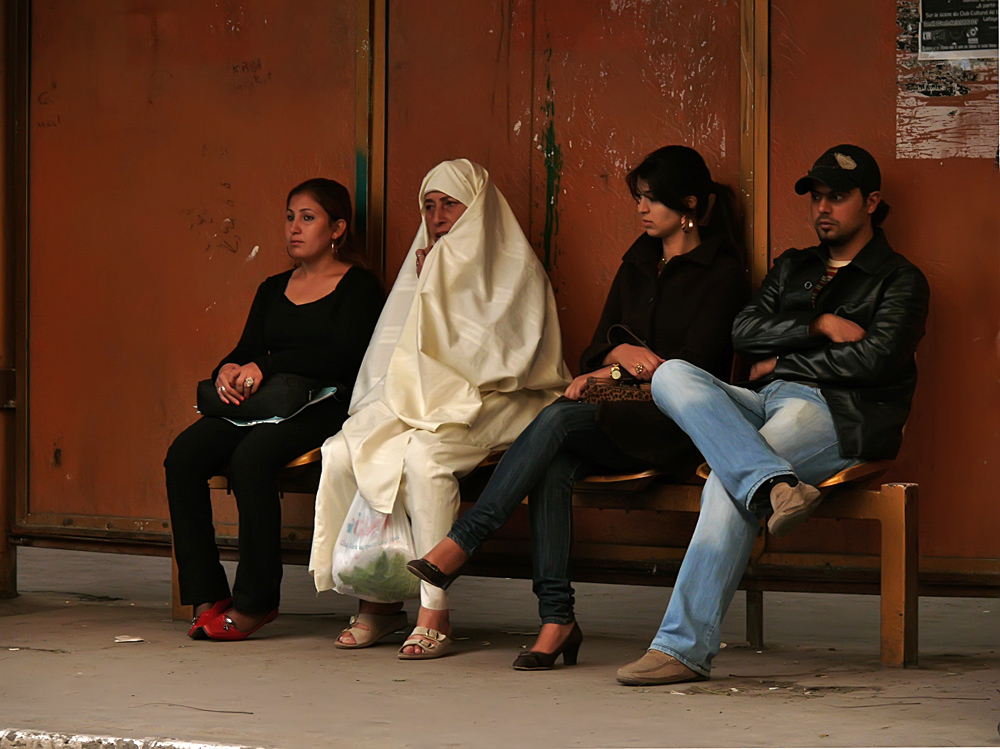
[
  {"x1": 244, "y1": 377, "x2": 254, "y2": 390},
  {"x1": 634, "y1": 364, "x2": 645, "y2": 375}
]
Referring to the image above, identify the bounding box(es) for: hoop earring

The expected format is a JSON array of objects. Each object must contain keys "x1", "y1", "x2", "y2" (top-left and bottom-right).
[{"x1": 681, "y1": 214, "x2": 695, "y2": 234}]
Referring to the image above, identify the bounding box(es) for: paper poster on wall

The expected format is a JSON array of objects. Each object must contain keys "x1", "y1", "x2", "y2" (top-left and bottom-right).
[
  {"x1": 919, "y1": 0, "x2": 999, "y2": 60},
  {"x1": 897, "y1": 0, "x2": 999, "y2": 158}
]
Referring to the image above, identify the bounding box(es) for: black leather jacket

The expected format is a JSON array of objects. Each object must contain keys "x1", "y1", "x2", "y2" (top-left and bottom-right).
[{"x1": 733, "y1": 229, "x2": 929, "y2": 459}]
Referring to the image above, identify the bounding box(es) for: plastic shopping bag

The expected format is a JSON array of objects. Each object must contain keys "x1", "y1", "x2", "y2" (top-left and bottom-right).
[{"x1": 331, "y1": 492, "x2": 420, "y2": 603}]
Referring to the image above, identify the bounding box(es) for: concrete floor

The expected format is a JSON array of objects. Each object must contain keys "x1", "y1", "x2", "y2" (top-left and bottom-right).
[{"x1": 0, "y1": 546, "x2": 998, "y2": 749}]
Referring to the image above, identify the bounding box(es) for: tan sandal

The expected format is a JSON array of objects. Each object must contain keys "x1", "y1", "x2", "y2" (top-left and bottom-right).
[
  {"x1": 335, "y1": 611, "x2": 408, "y2": 649},
  {"x1": 397, "y1": 626, "x2": 453, "y2": 660}
]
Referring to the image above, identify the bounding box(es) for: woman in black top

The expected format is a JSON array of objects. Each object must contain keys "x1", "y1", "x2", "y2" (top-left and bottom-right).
[
  {"x1": 165, "y1": 178, "x2": 383, "y2": 641},
  {"x1": 408, "y1": 146, "x2": 749, "y2": 669}
]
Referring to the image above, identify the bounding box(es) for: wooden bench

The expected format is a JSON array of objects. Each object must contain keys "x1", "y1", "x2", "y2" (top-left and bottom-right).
[
  {"x1": 172, "y1": 451, "x2": 917, "y2": 667},
  {"x1": 696, "y1": 461, "x2": 917, "y2": 667}
]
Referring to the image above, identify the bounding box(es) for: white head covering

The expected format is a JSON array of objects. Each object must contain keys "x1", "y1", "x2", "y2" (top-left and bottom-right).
[{"x1": 341, "y1": 159, "x2": 568, "y2": 511}]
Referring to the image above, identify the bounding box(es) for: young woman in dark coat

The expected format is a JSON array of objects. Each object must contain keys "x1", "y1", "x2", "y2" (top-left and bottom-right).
[{"x1": 408, "y1": 145, "x2": 748, "y2": 669}]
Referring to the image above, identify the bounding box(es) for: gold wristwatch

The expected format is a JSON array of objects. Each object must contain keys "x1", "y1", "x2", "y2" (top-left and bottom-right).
[{"x1": 610, "y1": 363, "x2": 623, "y2": 380}]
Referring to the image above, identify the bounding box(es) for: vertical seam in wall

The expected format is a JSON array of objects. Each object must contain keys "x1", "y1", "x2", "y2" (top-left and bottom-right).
[{"x1": 528, "y1": 0, "x2": 537, "y2": 254}]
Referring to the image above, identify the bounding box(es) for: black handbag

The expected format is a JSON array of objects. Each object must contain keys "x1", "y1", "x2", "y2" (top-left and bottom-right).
[{"x1": 196, "y1": 373, "x2": 327, "y2": 421}]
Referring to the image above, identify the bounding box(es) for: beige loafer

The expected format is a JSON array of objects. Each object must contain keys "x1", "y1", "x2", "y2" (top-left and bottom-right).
[
  {"x1": 335, "y1": 611, "x2": 408, "y2": 649},
  {"x1": 397, "y1": 626, "x2": 453, "y2": 660},
  {"x1": 616, "y1": 649, "x2": 704, "y2": 686},
  {"x1": 767, "y1": 481, "x2": 822, "y2": 537}
]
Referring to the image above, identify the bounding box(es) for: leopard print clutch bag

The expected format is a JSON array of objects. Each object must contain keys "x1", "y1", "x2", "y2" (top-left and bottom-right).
[{"x1": 579, "y1": 377, "x2": 653, "y2": 404}]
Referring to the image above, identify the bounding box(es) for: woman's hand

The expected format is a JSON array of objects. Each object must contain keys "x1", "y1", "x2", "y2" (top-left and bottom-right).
[
  {"x1": 564, "y1": 366, "x2": 613, "y2": 400},
  {"x1": 235, "y1": 363, "x2": 263, "y2": 398},
  {"x1": 214, "y1": 363, "x2": 244, "y2": 405},
  {"x1": 415, "y1": 247, "x2": 432, "y2": 276},
  {"x1": 606, "y1": 344, "x2": 665, "y2": 381}
]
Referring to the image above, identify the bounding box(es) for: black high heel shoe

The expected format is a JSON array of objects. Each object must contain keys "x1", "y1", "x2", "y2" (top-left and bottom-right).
[
  {"x1": 406, "y1": 558, "x2": 464, "y2": 590},
  {"x1": 512, "y1": 622, "x2": 583, "y2": 671}
]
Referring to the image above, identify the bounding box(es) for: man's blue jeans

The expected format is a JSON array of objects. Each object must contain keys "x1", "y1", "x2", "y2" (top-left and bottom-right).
[
  {"x1": 648, "y1": 359, "x2": 857, "y2": 676},
  {"x1": 448, "y1": 400, "x2": 644, "y2": 624}
]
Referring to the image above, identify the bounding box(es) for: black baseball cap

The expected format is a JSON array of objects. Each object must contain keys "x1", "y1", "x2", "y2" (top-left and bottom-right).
[{"x1": 794, "y1": 144, "x2": 881, "y2": 195}]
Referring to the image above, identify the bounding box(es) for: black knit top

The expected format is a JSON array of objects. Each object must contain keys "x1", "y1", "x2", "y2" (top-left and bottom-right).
[{"x1": 211, "y1": 266, "x2": 384, "y2": 391}]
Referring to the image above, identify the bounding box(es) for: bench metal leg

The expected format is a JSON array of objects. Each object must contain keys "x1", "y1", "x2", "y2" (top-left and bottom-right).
[
  {"x1": 878, "y1": 482, "x2": 919, "y2": 667},
  {"x1": 746, "y1": 589, "x2": 764, "y2": 650}
]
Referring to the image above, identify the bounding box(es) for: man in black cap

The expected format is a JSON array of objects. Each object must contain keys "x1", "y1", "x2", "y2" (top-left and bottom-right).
[{"x1": 616, "y1": 144, "x2": 930, "y2": 686}]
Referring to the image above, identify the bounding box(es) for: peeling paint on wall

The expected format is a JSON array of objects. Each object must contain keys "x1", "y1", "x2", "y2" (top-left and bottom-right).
[{"x1": 896, "y1": 0, "x2": 999, "y2": 159}]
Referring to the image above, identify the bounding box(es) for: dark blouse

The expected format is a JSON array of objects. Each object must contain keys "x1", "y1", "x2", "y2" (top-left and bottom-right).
[
  {"x1": 581, "y1": 233, "x2": 750, "y2": 471},
  {"x1": 212, "y1": 266, "x2": 384, "y2": 391}
]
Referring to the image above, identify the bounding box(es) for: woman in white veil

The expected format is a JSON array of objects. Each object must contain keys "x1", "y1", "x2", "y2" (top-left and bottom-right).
[{"x1": 310, "y1": 159, "x2": 568, "y2": 658}]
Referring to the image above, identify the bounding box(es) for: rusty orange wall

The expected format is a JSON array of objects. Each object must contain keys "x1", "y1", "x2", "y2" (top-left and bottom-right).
[
  {"x1": 770, "y1": 0, "x2": 1000, "y2": 560},
  {"x1": 26, "y1": 1, "x2": 358, "y2": 521},
  {"x1": 385, "y1": 0, "x2": 741, "y2": 368},
  {"x1": 22, "y1": 0, "x2": 743, "y2": 534},
  {"x1": 19, "y1": 1, "x2": 998, "y2": 568}
]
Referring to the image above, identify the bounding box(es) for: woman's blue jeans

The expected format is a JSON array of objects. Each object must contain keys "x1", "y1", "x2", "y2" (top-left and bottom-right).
[
  {"x1": 648, "y1": 359, "x2": 858, "y2": 675},
  {"x1": 448, "y1": 399, "x2": 644, "y2": 624}
]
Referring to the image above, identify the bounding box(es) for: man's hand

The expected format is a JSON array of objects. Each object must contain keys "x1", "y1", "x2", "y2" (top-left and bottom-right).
[
  {"x1": 810, "y1": 313, "x2": 866, "y2": 343},
  {"x1": 749, "y1": 357, "x2": 777, "y2": 381}
]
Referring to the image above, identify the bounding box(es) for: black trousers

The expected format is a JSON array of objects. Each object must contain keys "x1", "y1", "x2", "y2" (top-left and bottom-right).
[{"x1": 164, "y1": 396, "x2": 350, "y2": 613}]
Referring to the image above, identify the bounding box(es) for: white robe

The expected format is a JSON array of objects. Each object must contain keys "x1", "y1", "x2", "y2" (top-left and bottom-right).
[{"x1": 309, "y1": 160, "x2": 569, "y2": 609}]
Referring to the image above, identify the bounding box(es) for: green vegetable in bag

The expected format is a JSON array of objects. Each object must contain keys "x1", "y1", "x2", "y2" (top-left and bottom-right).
[
  {"x1": 337, "y1": 550, "x2": 420, "y2": 602},
  {"x1": 332, "y1": 493, "x2": 421, "y2": 602}
]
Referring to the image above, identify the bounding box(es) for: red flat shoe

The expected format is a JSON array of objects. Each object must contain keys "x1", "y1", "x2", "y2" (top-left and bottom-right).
[
  {"x1": 202, "y1": 607, "x2": 279, "y2": 641},
  {"x1": 187, "y1": 596, "x2": 234, "y2": 640}
]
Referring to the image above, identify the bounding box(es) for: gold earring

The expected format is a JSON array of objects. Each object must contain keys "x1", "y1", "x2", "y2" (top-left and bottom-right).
[{"x1": 681, "y1": 214, "x2": 695, "y2": 233}]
